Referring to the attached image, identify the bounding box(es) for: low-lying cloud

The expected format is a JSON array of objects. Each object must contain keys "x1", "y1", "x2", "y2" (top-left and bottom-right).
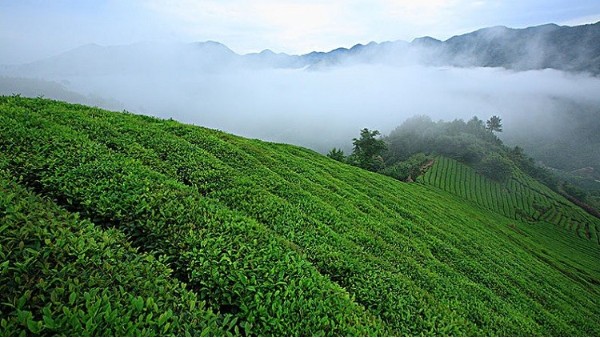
[{"x1": 2, "y1": 47, "x2": 600, "y2": 154}]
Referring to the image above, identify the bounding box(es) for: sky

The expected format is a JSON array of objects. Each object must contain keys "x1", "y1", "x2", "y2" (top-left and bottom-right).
[{"x1": 1, "y1": 0, "x2": 600, "y2": 64}]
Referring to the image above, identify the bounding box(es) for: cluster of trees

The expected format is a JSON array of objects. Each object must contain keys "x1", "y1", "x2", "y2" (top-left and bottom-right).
[
  {"x1": 328, "y1": 114, "x2": 600, "y2": 216},
  {"x1": 384, "y1": 115, "x2": 504, "y2": 166},
  {"x1": 329, "y1": 115, "x2": 514, "y2": 182},
  {"x1": 328, "y1": 128, "x2": 387, "y2": 172}
]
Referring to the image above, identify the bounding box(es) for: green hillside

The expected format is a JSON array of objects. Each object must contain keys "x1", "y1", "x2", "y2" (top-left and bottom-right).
[
  {"x1": 1, "y1": 96, "x2": 600, "y2": 336},
  {"x1": 418, "y1": 156, "x2": 600, "y2": 244}
]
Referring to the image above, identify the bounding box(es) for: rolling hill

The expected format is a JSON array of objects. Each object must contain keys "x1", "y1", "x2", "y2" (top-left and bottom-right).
[
  {"x1": 1, "y1": 96, "x2": 600, "y2": 336},
  {"x1": 418, "y1": 156, "x2": 600, "y2": 244}
]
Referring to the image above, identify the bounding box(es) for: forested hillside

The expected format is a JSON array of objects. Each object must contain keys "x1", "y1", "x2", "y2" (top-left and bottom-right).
[
  {"x1": 1, "y1": 96, "x2": 600, "y2": 336},
  {"x1": 373, "y1": 114, "x2": 600, "y2": 222}
]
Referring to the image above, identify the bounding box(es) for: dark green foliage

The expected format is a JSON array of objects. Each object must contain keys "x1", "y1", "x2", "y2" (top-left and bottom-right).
[
  {"x1": 507, "y1": 145, "x2": 563, "y2": 192},
  {"x1": 477, "y1": 153, "x2": 513, "y2": 182},
  {"x1": 380, "y1": 115, "x2": 511, "y2": 185},
  {"x1": 563, "y1": 183, "x2": 588, "y2": 201},
  {"x1": 384, "y1": 115, "x2": 501, "y2": 166},
  {"x1": 556, "y1": 171, "x2": 600, "y2": 212},
  {"x1": 1, "y1": 96, "x2": 600, "y2": 336},
  {"x1": 382, "y1": 115, "x2": 582, "y2": 219},
  {"x1": 327, "y1": 147, "x2": 346, "y2": 162},
  {"x1": 380, "y1": 153, "x2": 432, "y2": 181},
  {"x1": 349, "y1": 128, "x2": 387, "y2": 171},
  {"x1": 485, "y1": 115, "x2": 503, "y2": 133}
]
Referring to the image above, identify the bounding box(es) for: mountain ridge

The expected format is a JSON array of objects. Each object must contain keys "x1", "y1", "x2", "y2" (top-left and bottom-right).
[{"x1": 3, "y1": 21, "x2": 600, "y2": 75}]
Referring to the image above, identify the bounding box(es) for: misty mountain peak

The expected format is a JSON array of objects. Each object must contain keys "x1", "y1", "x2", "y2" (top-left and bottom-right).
[
  {"x1": 194, "y1": 40, "x2": 234, "y2": 53},
  {"x1": 259, "y1": 49, "x2": 276, "y2": 55},
  {"x1": 348, "y1": 41, "x2": 379, "y2": 52},
  {"x1": 3, "y1": 21, "x2": 600, "y2": 76},
  {"x1": 411, "y1": 36, "x2": 442, "y2": 46},
  {"x1": 77, "y1": 43, "x2": 103, "y2": 50},
  {"x1": 538, "y1": 23, "x2": 560, "y2": 28},
  {"x1": 486, "y1": 25, "x2": 510, "y2": 31}
]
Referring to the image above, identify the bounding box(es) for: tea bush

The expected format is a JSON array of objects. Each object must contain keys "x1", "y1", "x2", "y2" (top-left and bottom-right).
[{"x1": 1, "y1": 96, "x2": 600, "y2": 336}]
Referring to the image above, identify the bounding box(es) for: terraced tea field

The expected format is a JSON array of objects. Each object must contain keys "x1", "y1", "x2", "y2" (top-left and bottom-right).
[
  {"x1": 419, "y1": 156, "x2": 600, "y2": 244},
  {"x1": 1, "y1": 96, "x2": 600, "y2": 336}
]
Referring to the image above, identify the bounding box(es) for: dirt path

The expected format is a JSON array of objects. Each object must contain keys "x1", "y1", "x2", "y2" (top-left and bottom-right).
[
  {"x1": 420, "y1": 159, "x2": 435, "y2": 173},
  {"x1": 406, "y1": 158, "x2": 436, "y2": 183}
]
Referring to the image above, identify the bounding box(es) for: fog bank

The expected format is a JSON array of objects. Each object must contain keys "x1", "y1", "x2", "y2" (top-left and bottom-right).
[{"x1": 2, "y1": 60, "x2": 600, "y2": 154}]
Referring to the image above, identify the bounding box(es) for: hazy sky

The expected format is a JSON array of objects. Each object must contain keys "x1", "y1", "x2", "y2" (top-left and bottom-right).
[{"x1": 1, "y1": 0, "x2": 600, "y2": 64}]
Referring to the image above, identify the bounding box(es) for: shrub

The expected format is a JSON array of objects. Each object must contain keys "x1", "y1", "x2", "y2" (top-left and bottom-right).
[
  {"x1": 477, "y1": 154, "x2": 513, "y2": 182},
  {"x1": 380, "y1": 153, "x2": 431, "y2": 181}
]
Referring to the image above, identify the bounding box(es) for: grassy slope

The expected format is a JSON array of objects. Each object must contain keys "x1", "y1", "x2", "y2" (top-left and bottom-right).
[
  {"x1": 1, "y1": 96, "x2": 599, "y2": 336},
  {"x1": 418, "y1": 156, "x2": 600, "y2": 244},
  {"x1": 0, "y1": 169, "x2": 230, "y2": 336}
]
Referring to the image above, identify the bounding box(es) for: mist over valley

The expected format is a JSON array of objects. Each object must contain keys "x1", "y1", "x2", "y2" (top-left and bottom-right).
[
  {"x1": 3, "y1": 2, "x2": 600, "y2": 336},
  {"x1": 2, "y1": 22, "x2": 600, "y2": 166}
]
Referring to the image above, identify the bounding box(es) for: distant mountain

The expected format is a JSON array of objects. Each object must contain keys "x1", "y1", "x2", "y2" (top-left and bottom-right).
[
  {"x1": 0, "y1": 76, "x2": 123, "y2": 110},
  {"x1": 2, "y1": 41, "x2": 243, "y2": 77},
  {"x1": 244, "y1": 49, "x2": 304, "y2": 68},
  {"x1": 298, "y1": 21, "x2": 600, "y2": 73},
  {"x1": 2, "y1": 21, "x2": 599, "y2": 77},
  {"x1": 441, "y1": 22, "x2": 600, "y2": 73}
]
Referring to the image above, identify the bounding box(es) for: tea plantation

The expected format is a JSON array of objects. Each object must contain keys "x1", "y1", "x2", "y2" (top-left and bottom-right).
[
  {"x1": 1, "y1": 96, "x2": 600, "y2": 336},
  {"x1": 418, "y1": 156, "x2": 600, "y2": 244}
]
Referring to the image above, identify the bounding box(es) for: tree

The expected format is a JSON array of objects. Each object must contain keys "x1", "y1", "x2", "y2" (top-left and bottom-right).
[
  {"x1": 350, "y1": 128, "x2": 387, "y2": 171},
  {"x1": 327, "y1": 148, "x2": 346, "y2": 162},
  {"x1": 477, "y1": 153, "x2": 513, "y2": 182},
  {"x1": 486, "y1": 115, "x2": 503, "y2": 133},
  {"x1": 467, "y1": 116, "x2": 485, "y2": 131}
]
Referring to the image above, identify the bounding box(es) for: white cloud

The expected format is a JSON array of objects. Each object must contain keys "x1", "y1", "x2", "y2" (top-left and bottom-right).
[
  {"x1": 141, "y1": 0, "x2": 368, "y2": 53},
  {"x1": 558, "y1": 13, "x2": 600, "y2": 26},
  {"x1": 140, "y1": 0, "x2": 470, "y2": 52},
  {"x1": 139, "y1": 0, "x2": 518, "y2": 53},
  {"x1": 2, "y1": 0, "x2": 600, "y2": 62}
]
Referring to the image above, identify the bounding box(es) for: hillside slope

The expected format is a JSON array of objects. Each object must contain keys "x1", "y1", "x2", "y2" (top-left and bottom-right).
[
  {"x1": 418, "y1": 156, "x2": 600, "y2": 244},
  {"x1": 1, "y1": 96, "x2": 600, "y2": 336}
]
